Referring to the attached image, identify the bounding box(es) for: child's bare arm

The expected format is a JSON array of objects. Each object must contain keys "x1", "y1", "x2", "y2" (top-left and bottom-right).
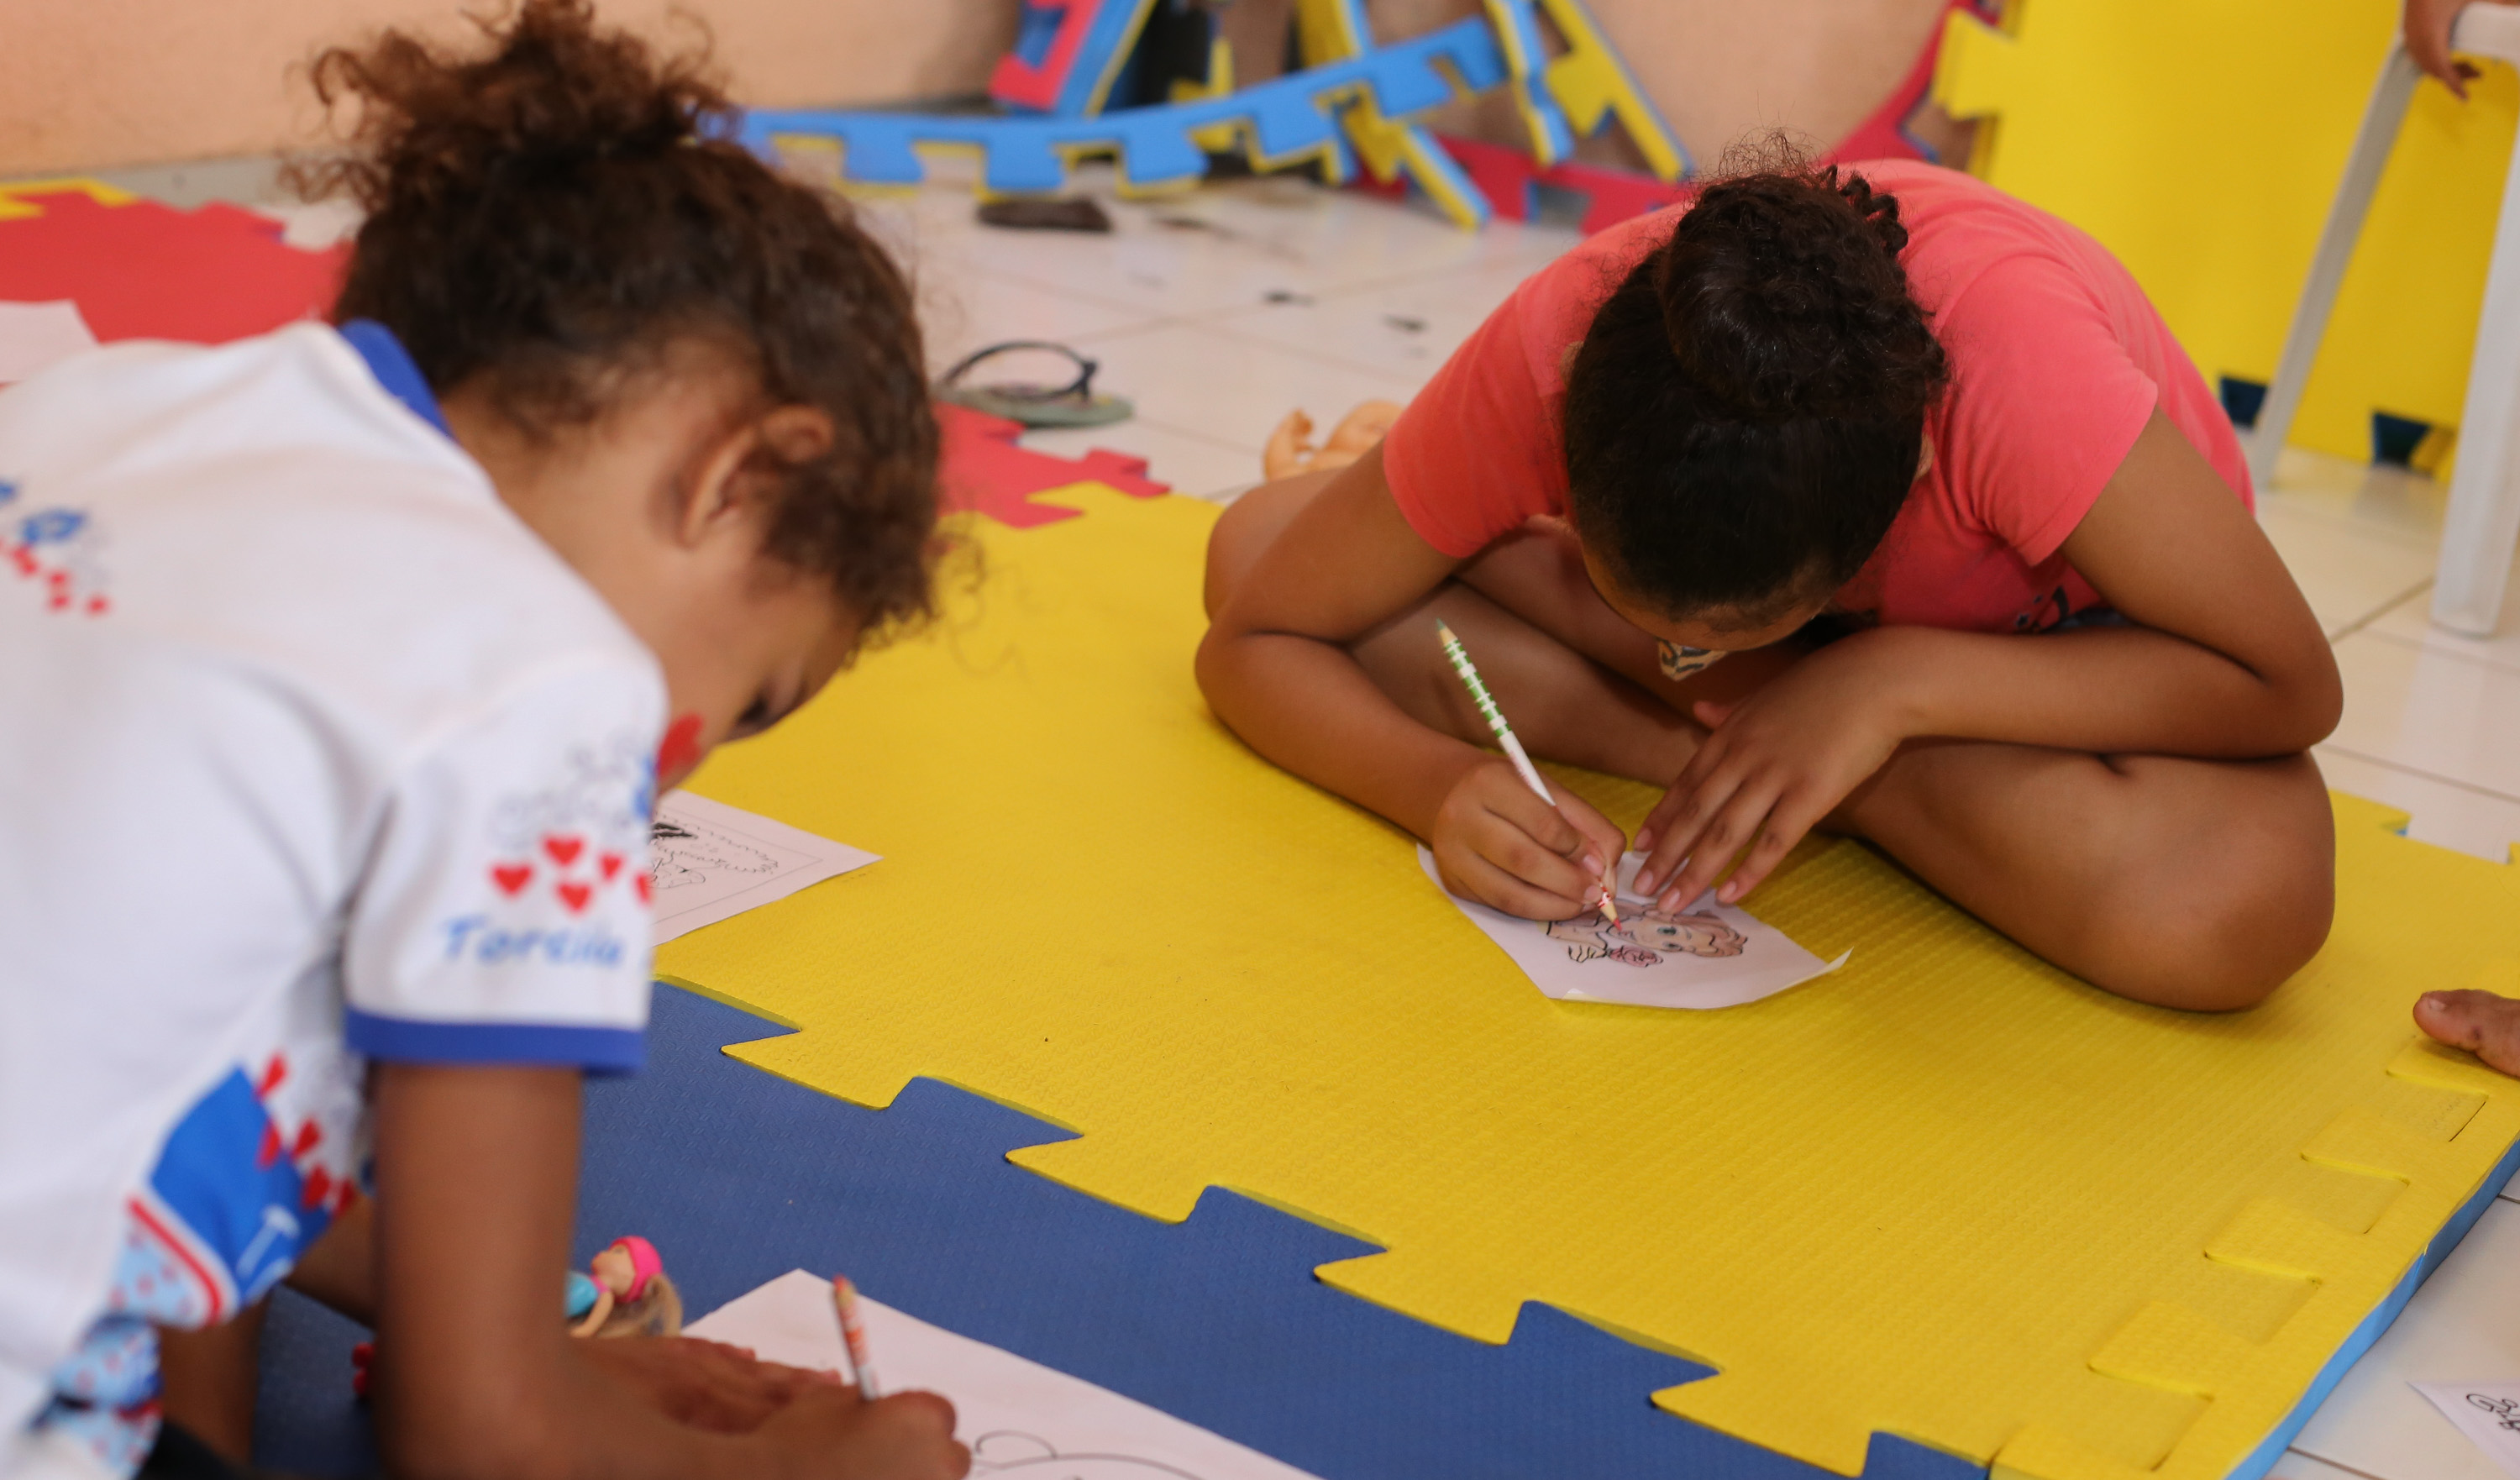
[
  {"x1": 281, "y1": 1185, "x2": 835, "y2": 1435},
  {"x1": 1197, "y1": 449, "x2": 1628, "y2": 918},
  {"x1": 370, "y1": 1063, "x2": 968, "y2": 1480},
  {"x1": 1638, "y1": 411, "x2": 2341, "y2": 906}
]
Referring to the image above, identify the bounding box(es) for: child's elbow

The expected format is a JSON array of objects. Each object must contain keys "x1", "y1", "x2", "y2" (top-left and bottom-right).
[
  {"x1": 2276, "y1": 652, "x2": 2344, "y2": 753},
  {"x1": 2247, "y1": 645, "x2": 2343, "y2": 755}
]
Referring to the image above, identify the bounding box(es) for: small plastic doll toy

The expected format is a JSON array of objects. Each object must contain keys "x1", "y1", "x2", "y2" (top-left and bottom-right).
[{"x1": 567, "y1": 1236, "x2": 683, "y2": 1339}]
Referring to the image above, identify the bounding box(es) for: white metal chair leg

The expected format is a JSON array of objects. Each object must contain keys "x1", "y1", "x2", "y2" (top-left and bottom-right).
[
  {"x1": 2433, "y1": 6, "x2": 2520, "y2": 632},
  {"x1": 2247, "y1": 45, "x2": 2422, "y2": 496}
]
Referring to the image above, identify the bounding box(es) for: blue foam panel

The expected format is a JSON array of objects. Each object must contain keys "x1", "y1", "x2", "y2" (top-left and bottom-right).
[
  {"x1": 255, "y1": 984, "x2": 1982, "y2": 1479},
  {"x1": 736, "y1": 17, "x2": 1505, "y2": 195}
]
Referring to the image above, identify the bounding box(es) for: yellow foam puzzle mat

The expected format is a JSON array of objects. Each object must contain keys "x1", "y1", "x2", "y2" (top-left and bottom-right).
[
  {"x1": 1935, "y1": 0, "x2": 2519, "y2": 470},
  {"x1": 662, "y1": 486, "x2": 2520, "y2": 1479},
  {"x1": 0, "y1": 178, "x2": 136, "y2": 221}
]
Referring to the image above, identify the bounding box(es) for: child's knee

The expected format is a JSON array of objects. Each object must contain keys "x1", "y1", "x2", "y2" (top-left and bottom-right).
[
  {"x1": 2103, "y1": 811, "x2": 2335, "y2": 1011},
  {"x1": 1202, "y1": 474, "x2": 1335, "y2": 617}
]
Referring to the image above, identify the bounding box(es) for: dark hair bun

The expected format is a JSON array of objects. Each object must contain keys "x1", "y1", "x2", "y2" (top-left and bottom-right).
[
  {"x1": 307, "y1": 0, "x2": 726, "y2": 216},
  {"x1": 1559, "y1": 141, "x2": 1950, "y2": 624},
  {"x1": 1654, "y1": 163, "x2": 1946, "y2": 426}
]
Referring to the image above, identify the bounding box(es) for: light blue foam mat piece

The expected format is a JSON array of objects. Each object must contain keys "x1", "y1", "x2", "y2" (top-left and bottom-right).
[
  {"x1": 735, "y1": 16, "x2": 1504, "y2": 195},
  {"x1": 2229, "y1": 1131, "x2": 2520, "y2": 1480},
  {"x1": 256, "y1": 982, "x2": 1982, "y2": 1478}
]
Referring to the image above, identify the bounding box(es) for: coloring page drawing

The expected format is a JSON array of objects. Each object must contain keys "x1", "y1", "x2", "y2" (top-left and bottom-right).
[
  {"x1": 1420, "y1": 848, "x2": 1845, "y2": 1010},
  {"x1": 2410, "y1": 1380, "x2": 2520, "y2": 1478},
  {"x1": 648, "y1": 791, "x2": 880, "y2": 944},
  {"x1": 686, "y1": 1272, "x2": 1321, "y2": 1480}
]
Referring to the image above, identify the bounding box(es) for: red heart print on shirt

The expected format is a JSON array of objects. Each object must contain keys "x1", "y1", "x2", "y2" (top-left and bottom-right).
[
  {"x1": 635, "y1": 874, "x2": 652, "y2": 905},
  {"x1": 543, "y1": 835, "x2": 583, "y2": 867},
  {"x1": 491, "y1": 863, "x2": 533, "y2": 896},
  {"x1": 599, "y1": 853, "x2": 623, "y2": 882},
  {"x1": 556, "y1": 881, "x2": 593, "y2": 914}
]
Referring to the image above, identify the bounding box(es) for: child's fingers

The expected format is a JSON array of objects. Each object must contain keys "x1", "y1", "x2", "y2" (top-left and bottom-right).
[
  {"x1": 1657, "y1": 779, "x2": 1779, "y2": 911},
  {"x1": 1712, "y1": 789, "x2": 1825, "y2": 903},
  {"x1": 1635, "y1": 763, "x2": 1747, "y2": 900},
  {"x1": 760, "y1": 1384, "x2": 967, "y2": 1479},
  {"x1": 582, "y1": 1335, "x2": 827, "y2": 1434},
  {"x1": 1551, "y1": 790, "x2": 1631, "y2": 890},
  {"x1": 1635, "y1": 721, "x2": 1749, "y2": 888},
  {"x1": 1477, "y1": 773, "x2": 1610, "y2": 903},
  {"x1": 1442, "y1": 838, "x2": 1593, "y2": 921}
]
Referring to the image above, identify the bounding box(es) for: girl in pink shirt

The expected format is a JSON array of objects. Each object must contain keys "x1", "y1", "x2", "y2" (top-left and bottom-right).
[{"x1": 1199, "y1": 155, "x2": 2341, "y2": 1011}]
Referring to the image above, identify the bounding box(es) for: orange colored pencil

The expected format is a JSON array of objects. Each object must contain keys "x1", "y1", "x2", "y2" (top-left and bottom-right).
[{"x1": 832, "y1": 1275, "x2": 880, "y2": 1399}]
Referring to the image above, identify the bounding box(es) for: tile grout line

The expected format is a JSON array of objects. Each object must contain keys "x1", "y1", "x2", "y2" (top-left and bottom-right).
[
  {"x1": 2258, "y1": 498, "x2": 2445, "y2": 552},
  {"x1": 2320, "y1": 743, "x2": 2520, "y2": 809},
  {"x1": 1116, "y1": 415, "x2": 1268, "y2": 459},
  {"x1": 1063, "y1": 313, "x2": 1429, "y2": 396},
  {"x1": 2325, "y1": 580, "x2": 2434, "y2": 643},
  {"x1": 2351, "y1": 621, "x2": 2520, "y2": 680},
  {"x1": 916, "y1": 229, "x2": 1568, "y2": 338},
  {"x1": 1187, "y1": 316, "x2": 1448, "y2": 391},
  {"x1": 2279, "y1": 1449, "x2": 2397, "y2": 1480}
]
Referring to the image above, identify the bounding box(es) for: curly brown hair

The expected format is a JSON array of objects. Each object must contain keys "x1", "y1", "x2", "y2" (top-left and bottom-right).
[
  {"x1": 291, "y1": 0, "x2": 937, "y2": 643},
  {"x1": 1562, "y1": 140, "x2": 1950, "y2": 628}
]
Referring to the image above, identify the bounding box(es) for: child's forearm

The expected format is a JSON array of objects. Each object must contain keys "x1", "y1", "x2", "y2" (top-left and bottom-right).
[
  {"x1": 1197, "y1": 627, "x2": 1492, "y2": 842},
  {"x1": 1864, "y1": 622, "x2": 2342, "y2": 758},
  {"x1": 286, "y1": 1194, "x2": 375, "y2": 1325}
]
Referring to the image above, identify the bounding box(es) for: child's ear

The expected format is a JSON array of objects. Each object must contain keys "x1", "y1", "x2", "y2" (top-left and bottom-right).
[{"x1": 673, "y1": 406, "x2": 835, "y2": 550}]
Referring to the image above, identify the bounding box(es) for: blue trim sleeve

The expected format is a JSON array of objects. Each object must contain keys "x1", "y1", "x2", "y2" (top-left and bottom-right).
[
  {"x1": 338, "y1": 319, "x2": 454, "y2": 438},
  {"x1": 345, "y1": 1008, "x2": 646, "y2": 1074}
]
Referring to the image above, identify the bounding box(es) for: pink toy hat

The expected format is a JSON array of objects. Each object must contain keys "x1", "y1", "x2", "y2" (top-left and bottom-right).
[{"x1": 612, "y1": 1236, "x2": 664, "y2": 1297}]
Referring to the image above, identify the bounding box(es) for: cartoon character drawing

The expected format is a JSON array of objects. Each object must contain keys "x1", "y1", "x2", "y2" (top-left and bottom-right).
[
  {"x1": 2466, "y1": 1390, "x2": 2520, "y2": 1433},
  {"x1": 968, "y1": 1431, "x2": 1212, "y2": 1478},
  {"x1": 647, "y1": 815, "x2": 780, "y2": 897},
  {"x1": 1543, "y1": 901, "x2": 1747, "y2": 967}
]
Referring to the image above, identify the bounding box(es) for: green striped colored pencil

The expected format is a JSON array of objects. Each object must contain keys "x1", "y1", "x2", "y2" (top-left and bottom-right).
[{"x1": 1434, "y1": 620, "x2": 1617, "y2": 922}]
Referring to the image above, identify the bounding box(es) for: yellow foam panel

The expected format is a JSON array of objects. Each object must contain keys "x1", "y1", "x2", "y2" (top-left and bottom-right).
[
  {"x1": 0, "y1": 178, "x2": 136, "y2": 221},
  {"x1": 1934, "y1": 0, "x2": 2519, "y2": 470},
  {"x1": 660, "y1": 486, "x2": 2520, "y2": 1479}
]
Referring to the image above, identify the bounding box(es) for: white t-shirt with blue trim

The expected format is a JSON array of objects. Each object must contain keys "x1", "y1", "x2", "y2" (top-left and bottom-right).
[{"x1": 0, "y1": 322, "x2": 664, "y2": 1477}]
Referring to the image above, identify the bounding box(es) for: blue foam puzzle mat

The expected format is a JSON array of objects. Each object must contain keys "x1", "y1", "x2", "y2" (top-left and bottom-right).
[
  {"x1": 736, "y1": 17, "x2": 1504, "y2": 195},
  {"x1": 255, "y1": 984, "x2": 1982, "y2": 1478}
]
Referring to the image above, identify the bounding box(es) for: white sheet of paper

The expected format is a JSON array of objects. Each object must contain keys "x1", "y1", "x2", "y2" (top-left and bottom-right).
[
  {"x1": 1420, "y1": 847, "x2": 1845, "y2": 1010},
  {"x1": 648, "y1": 791, "x2": 879, "y2": 944},
  {"x1": 0, "y1": 301, "x2": 97, "y2": 385},
  {"x1": 2414, "y1": 1380, "x2": 2520, "y2": 1478},
  {"x1": 687, "y1": 1270, "x2": 1322, "y2": 1480}
]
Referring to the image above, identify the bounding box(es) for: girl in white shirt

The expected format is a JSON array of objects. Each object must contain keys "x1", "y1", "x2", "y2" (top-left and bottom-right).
[{"x1": 0, "y1": 3, "x2": 964, "y2": 1477}]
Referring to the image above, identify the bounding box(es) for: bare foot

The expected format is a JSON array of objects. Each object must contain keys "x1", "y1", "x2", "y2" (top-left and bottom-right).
[{"x1": 2415, "y1": 989, "x2": 2520, "y2": 1077}]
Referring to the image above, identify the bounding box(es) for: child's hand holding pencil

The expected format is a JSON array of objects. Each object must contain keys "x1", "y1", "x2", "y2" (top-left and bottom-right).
[{"x1": 1427, "y1": 622, "x2": 1628, "y2": 922}]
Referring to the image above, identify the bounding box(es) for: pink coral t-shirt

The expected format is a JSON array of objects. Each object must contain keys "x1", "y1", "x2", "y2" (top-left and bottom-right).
[{"x1": 1383, "y1": 161, "x2": 2250, "y2": 633}]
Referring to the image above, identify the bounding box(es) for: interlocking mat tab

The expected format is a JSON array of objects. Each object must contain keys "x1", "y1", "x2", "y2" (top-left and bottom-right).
[{"x1": 660, "y1": 485, "x2": 2520, "y2": 1480}]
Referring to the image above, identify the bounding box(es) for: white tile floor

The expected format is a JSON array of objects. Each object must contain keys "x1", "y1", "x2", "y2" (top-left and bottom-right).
[
  {"x1": 234, "y1": 160, "x2": 2520, "y2": 1477},
  {"x1": 842, "y1": 159, "x2": 1573, "y2": 496}
]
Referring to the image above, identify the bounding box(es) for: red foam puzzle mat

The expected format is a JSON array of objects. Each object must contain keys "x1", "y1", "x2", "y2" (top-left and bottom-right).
[
  {"x1": 0, "y1": 187, "x2": 344, "y2": 345},
  {"x1": 937, "y1": 402, "x2": 1172, "y2": 529}
]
